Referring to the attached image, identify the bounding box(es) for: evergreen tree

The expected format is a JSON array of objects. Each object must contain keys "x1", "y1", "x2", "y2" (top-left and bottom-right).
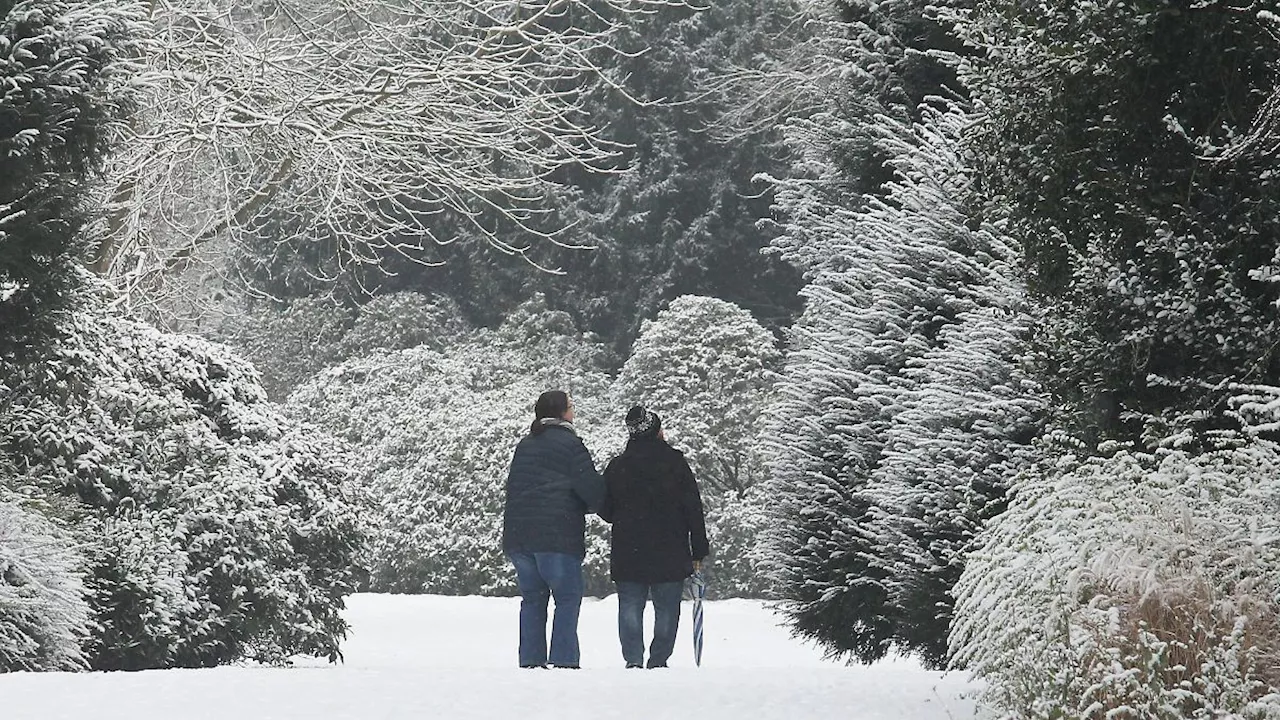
[
  {"x1": 0, "y1": 0, "x2": 145, "y2": 346},
  {"x1": 764, "y1": 98, "x2": 1041, "y2": 664},
  {"x1": 948, "y1": 2, "x2": 1280, "y2": 444},
  {"x1": 615, "y1": 295, "x2": 779, "y2": 496},
  {"x1": 544, "y1": 1, "x2": 805, "y2": 345},
  {"x1": 239, "y1": 0, "x2": 805, "y2": 354},
  {"x1": 875, "y1": 303, "x2": 1043, "y2": 666}
]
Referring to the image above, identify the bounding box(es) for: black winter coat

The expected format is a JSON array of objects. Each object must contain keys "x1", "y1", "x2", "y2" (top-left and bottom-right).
[
  {"x1": 502, "y1": 423, "x2": 606, "y2": 558},
  {"x1": 599, "y1": 436, "x2": 710, "y2": 584}
]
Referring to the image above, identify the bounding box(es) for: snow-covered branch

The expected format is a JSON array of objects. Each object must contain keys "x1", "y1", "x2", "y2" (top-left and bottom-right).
[
  {"x1": 696, "y1": 0, "x2": 843, "y2": 142},
  {"x1": 91, "y1": 0, "x2": 695, "y2": 315}
]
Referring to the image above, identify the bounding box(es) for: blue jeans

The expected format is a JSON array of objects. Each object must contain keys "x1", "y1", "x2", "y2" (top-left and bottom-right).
[
  {"x1": 617, "y1": 580, "x2": 683, "y2": 668},
  {"x1": 508, "y1": 552, "x2": 584, "y2": 667}
]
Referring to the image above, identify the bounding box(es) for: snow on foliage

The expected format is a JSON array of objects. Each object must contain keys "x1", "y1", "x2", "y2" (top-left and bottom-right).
[
  {"x1": 951, "y1": 441, "x2": 1280, "y2": 719},
  {"x1": 288, "y1": 294, "x2": 777, "y2": 598},
  {"x1": 287, "y1": 296, "x2": 624, "y2": 596},
  {"x1": 216, "y1": 292, "x2": 468, "y2": 400},
  {"x1": 342, "y1": 293, "x2": 471, "y2": 359},
  {"x1": 944, "y1": 2, "x2": 1280, "y2": 446},
  {"x1": 0, "y1": 499, "x2": 91, "y2": 672},
  {"x1": 95, "y1": 0, "x2": 702, "y2": 313},
  {"x1": 873, "y1": 302, "x2": 1044, "y2": 667},
  {"x1": 762, "y1": 100, "x2": 1043, "y2": 665},
  {"x1": 1, "y1": 303, "x2": 368, "y2": 669},
  {"x1": 617, "y1": 295, "x2": 778, "y2": 496},
  {"x1": 930, "y1": 7, "x2": 1280, "y2": 710},
  {"x1": 0, "y1": 0, "x2": 147, "y2": 338},
  {"x1": 615, "y1": 295, "x2": 779, "y2": 596}
]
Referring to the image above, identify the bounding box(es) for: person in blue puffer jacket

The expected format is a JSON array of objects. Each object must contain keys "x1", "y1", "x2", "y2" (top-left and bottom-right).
[{"x1": 502, "y1": 390, "x2": 606, "y2": 669}]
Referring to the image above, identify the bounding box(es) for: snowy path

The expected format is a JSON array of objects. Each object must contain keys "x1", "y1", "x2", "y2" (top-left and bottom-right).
[{"x1": 3, "y1": 594, "x2": 978, "y2": 719}]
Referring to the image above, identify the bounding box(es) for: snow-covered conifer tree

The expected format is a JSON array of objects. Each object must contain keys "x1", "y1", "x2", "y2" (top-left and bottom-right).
[
  {"x1": 875, "y1": 302, "x2": 1043, "y2": 666},
  {"x1": 615, "y1": 295, "x2": 779, "y2": 495},
  {"x1": 944, "y1": 1, "x2": 1280, "y2": 445},
  {"x1": 763, "y1": 97, "x2": 1042, "y2": 664},
  {"x1": 0, "y1": 0, "x2": 145, "y2": 338}
]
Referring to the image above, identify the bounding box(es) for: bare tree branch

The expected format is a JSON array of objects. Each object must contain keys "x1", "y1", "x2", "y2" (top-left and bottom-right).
[{"x1": 90, "y1": 0, "x2": 696, "y2": 319}]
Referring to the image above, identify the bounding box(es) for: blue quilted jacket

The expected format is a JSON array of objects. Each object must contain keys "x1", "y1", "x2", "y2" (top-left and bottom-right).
[{"x1": 502, "y1": 423, "x2": 605, "y2": 557}]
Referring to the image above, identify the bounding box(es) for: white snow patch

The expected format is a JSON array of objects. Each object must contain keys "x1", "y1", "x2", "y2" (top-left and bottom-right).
[{"x1": 2, "y1": 594, "x2": 978, "y2": 719}]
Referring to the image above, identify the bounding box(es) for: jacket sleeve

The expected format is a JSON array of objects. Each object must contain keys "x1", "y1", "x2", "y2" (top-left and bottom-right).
[
  {"x1": 569, "y1": 438, "x2": 606, "y2": 514},
  {"x1": 597, "y1": 458, "x2": 618, "y2": 523},
  {"x1": 678, "y1": 455, "x2": 710, "y2": 561}
]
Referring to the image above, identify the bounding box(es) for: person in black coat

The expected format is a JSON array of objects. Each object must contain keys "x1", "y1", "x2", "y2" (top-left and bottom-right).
[
  {"x1": 598, "y1": 406, "x2": 709, "y2": 669},
  {"x1": 502, "y1": 390, "x2": 606, "y2": 669}
]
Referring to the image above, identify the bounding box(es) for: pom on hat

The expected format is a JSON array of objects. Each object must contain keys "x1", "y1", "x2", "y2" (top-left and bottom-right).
[{"x1": 624, "y1": 405, "x2": 661, "y2": 438}]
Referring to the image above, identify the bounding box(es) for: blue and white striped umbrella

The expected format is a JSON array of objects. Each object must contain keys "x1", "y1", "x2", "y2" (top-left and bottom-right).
[{"x1": 690, "y1": 570, "x2": 706, "y2": 667}]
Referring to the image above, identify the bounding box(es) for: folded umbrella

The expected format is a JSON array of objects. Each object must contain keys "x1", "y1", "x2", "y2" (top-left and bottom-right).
[{"x1": 691, "y1": 570, "x2": 706, "y2": 667}]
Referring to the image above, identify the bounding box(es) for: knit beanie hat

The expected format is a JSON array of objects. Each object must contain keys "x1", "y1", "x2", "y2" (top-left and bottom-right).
[{"x1": 625, "y1": 405, "x2": 661, "y2": 438}]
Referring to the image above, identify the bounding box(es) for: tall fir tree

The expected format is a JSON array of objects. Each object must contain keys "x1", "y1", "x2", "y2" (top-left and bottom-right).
[
  {"x1": 752, "y1": 0, "x2": 1040, "y2": 666},
  {"x1": 764, "y1": 94, "x2": 1042, "y2": 664},
  {"x1": 873, "y1": 295, "x2": 1043, "y2": 666}
]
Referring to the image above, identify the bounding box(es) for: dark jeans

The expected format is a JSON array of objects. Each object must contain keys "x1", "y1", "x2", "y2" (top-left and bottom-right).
[
  {"x1": 616, "y1": 580, "x2": 684, "y2": 668},
  {"x1": 508, "y1": 552, "x2": 584, "y2": 667}
]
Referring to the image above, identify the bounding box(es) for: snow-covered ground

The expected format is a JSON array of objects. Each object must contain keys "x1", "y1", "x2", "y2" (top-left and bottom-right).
[{"x1": 4, "y1": 594, "x2": 979, "y2": 719}]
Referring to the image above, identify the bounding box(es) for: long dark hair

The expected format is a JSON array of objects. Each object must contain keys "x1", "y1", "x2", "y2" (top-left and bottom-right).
[{"x1": 530, "y1": 390, "x2": 571, "y2": 435}]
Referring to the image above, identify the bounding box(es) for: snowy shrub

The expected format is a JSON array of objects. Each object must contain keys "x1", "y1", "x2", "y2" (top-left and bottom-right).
[
  {"x1": 615, "y1": 295, "x2": 777, "y2": 496},
  {"x1": 614, "y1": 295, "x2": 778, "y2": 597},
  {"x1": 340, "y1": 292, "x2": 468, "y2": 358},
  {"x1": 951, "y1": 442, "x2": 1280, "y2": 719},
  {"x1": 701, "y1": 486, "x2": 773, "y2": 599},
  {"x1": 288, "y1": 300, "x2": 623, "y2": 596},
  {"x1": 216, "y1": 292, "x2": 469, "y2": 400},
  {"x1": 215, "y1": 296, "x2": 353, "y2": 400},
  {"x1": 0, "y1": 500, "x2": 91, "y2": 672},
  {"x1": 2, "y1": 305, "x2": 368, "y2": 669},
  {"x1": 80, "y1": 511, "x2": 189, "y2": 670}
]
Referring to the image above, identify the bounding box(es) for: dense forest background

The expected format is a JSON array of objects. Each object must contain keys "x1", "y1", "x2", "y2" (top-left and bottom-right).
[{"x1": 7, "y1": 0, "x2": 1280, "y2": 716}]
